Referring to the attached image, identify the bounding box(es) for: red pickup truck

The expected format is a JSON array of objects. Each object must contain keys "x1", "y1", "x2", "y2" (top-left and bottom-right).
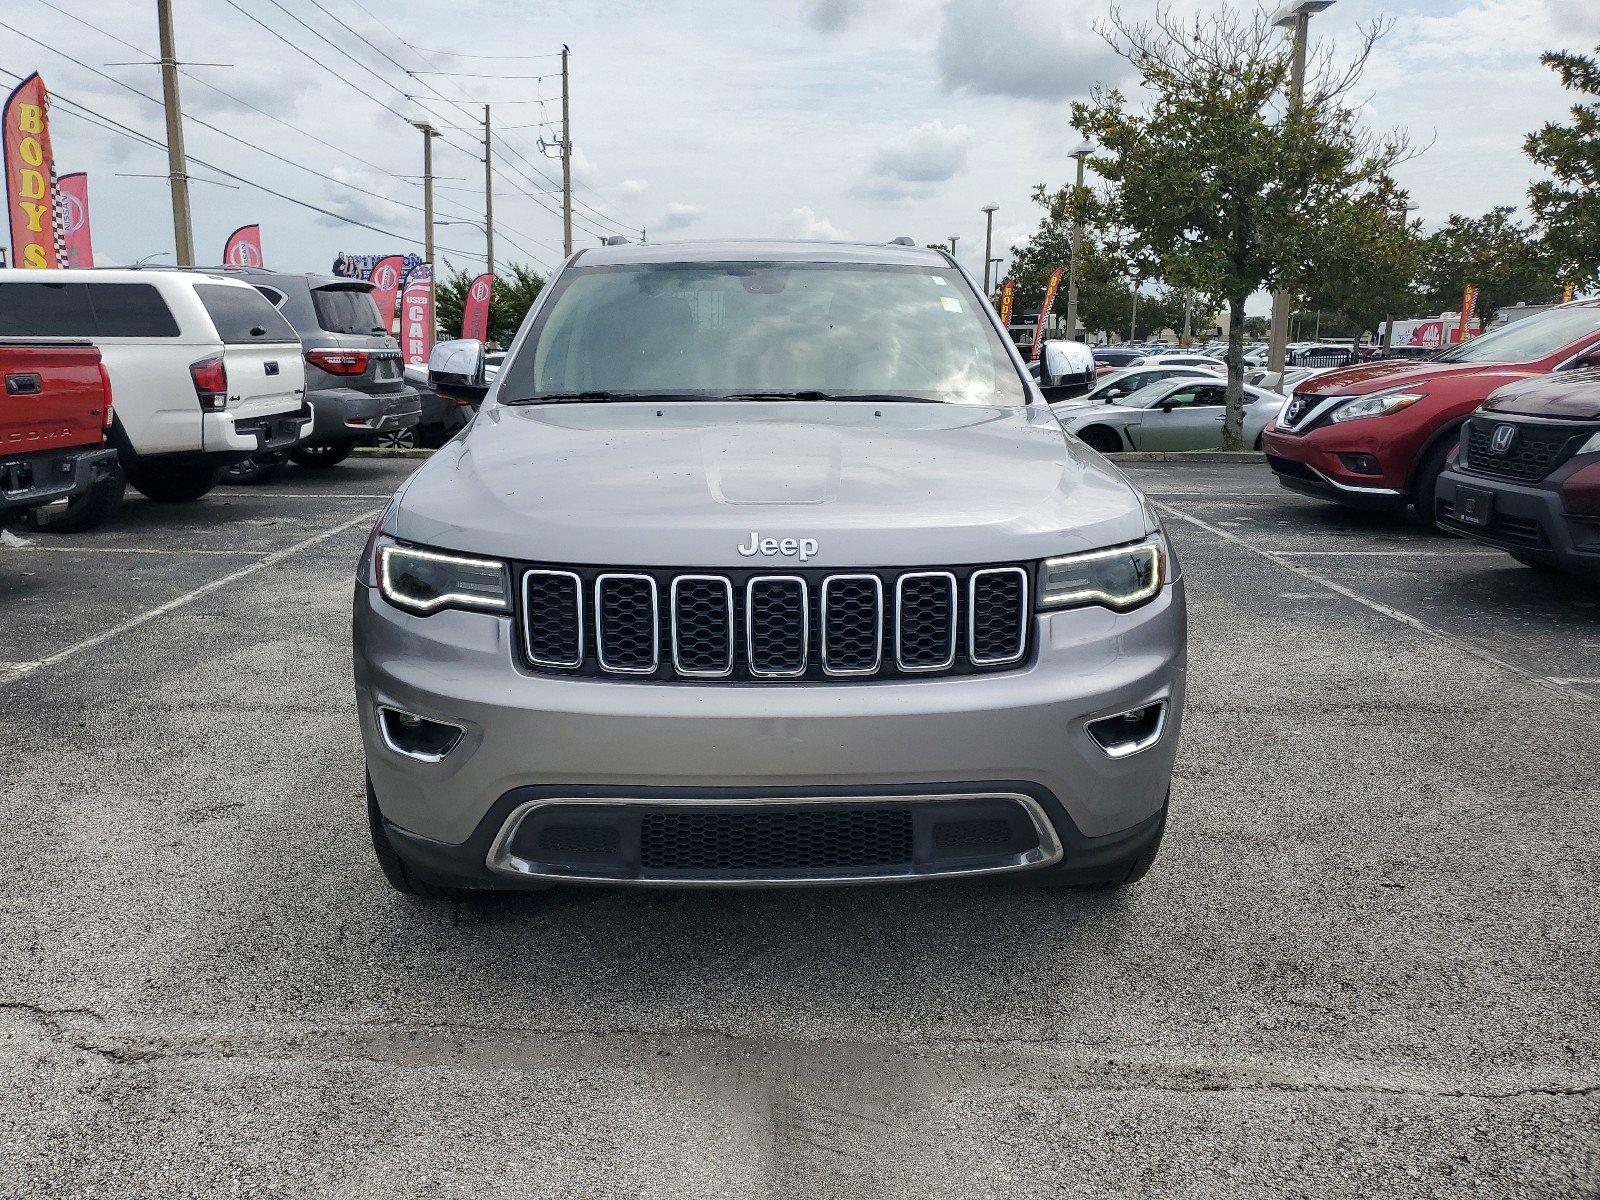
[
  {"x1": 1, "y1": 340, "x2": 123, "y2": 532},
  {"x1": 1262, "y1": 302, "x2": 1600, "y2": 519}
]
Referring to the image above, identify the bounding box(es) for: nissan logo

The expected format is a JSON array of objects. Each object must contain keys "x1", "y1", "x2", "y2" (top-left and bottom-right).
[{"x1": 1491, "y1": 425, "x2": 1517, "y2": 454}]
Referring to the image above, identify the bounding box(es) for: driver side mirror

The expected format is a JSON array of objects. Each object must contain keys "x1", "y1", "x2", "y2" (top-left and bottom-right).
[
  {"x1": 1568, "y1": 348, "x2": 1600, "y2": 372},
  {"x1": 428, "y1": 338, "x2": 488, "y2": 404},
  {"x1": 1158, "y1": 400, "x2": 1175, "y2": 413}
]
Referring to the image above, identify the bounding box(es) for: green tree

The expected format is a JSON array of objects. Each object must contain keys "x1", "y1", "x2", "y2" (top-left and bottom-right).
[
  {"x1": 435, "y1": 261, "x2": 547, "y2": 345},
  {"x1": 1300, "y1": 194, "x2": 1425, "y2": 336},
  {"x1": 1072, "y1": 6, "x2": 1407, "y2": 448},
  {"x1": 1526, "y1": 48, "x2": 1600, "y2": 289},
  {"x1": 1416, "y1": 208, "x2": 1555, "y2": 322},
  {"x1": 1242, "y1": 315, "x2": 1270, "y2": 339}
]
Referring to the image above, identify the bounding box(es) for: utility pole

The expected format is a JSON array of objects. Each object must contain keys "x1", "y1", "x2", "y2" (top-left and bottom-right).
[
  {"x1": 155, "y1": 0, "x2": 194, "y2": 265},
  {"x1": 1128, "y1": 284, "x2": 1139, "y2": 343},
  {"x1": 412, "y1": 121, "x2": 438, "y2": 268},
  {"x1": 1267, "y1": 1, "x2": 1329, "y2": 374},
  {"x1": 1181, "y1": 290, "x2": 1194, "y2": 347},
  {"x1": 482, "y1": 105, "x2": 495, "y2": 275},
  {"x1": 981, "y1": 204, "x2": 998, "y2": 293},
  {"x1": 1064, "y1": 139, "x2": 1093, "y2": 343},
  {"x1": 560, "y1": 45, "x2": 573, "y2": 256}
]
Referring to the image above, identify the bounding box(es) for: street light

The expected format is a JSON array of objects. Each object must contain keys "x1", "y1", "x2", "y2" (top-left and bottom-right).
[
  {"x1": 1267, "y1": 0, "x2": 1334, "y2": 375},
  {"x1": 981, "y1": 204, "x2": 999, "y2": 293},
  {"x1": 1064, "y1": 138, "x2": 1094, "y2": 343},
  {"x1": 948, "y1": 234, "x2": 959, "y2": 257}
]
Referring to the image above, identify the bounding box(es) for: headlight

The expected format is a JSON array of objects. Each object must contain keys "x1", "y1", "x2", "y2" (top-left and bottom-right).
[
  {"x1": 1578, "y1": 431, "x2": 1600, "y2": 455},
  {"x1": 376, "y1": 540, "x2": 511, "y2": 615},
  {"x1": 1038, "y1": 536, "x2": 1165, "y2": 612},
  {"x1": 1328, "y1": 390, "x2": 1425, "y2": 424}
]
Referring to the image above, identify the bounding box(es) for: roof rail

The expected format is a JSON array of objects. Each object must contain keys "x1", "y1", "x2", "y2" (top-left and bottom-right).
[{"x1": 888, "y1": 236, "x2": 916, "y2": 247}]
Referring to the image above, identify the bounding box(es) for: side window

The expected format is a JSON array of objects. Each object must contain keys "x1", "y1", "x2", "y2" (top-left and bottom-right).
[
  {"x1": 86, "y1": 283, "x2": 180, "y2": 337},
  {"x1": 194, "y1": 283, "x2": 299, "y2": 345},
  {"x1": 1160, "y1": 386, "x2": 1200, "y2": 408},
  {"x1": 1187, "y1": 386, "x2": 1226, "y2": 408},
  {"x1": 253, "y1": 285, "x2": 289, "y2": 309},
  {"x1": 0, "y1": 281, "x2": 95, "y2": 336}
]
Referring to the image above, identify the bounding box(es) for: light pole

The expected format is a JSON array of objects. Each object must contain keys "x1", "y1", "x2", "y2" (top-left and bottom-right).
[
  {"x1": 948, "y1": 235, "x2": 959, "y2": 257},
  {"x1": 1128, "y1": 282, "x2": 1139, "y2": 343},
  {"x1": 981, "y1": 204, "x2": 999, "y2": 293},
  {"x1": 1064, "y1": 138, "x2": 1093, "y2": 343},
  {"x1": 411, "y1": 121, "x2": 439, "y2": 271},
  {"x1": 1267, "y1": 0, "x2": 1335, "y2": 374},
  {"x1": 1381, "y1": 199, "x2": 1419, "y2": 356}
]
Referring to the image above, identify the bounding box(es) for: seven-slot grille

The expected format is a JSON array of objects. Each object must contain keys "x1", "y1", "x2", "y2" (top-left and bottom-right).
[
  {"x1": 519, "y1": 564, "x2": 1031, "y2": 683},
  {"x1": 1464, "y1": 416, "x2": 1590, "y2": 484}
]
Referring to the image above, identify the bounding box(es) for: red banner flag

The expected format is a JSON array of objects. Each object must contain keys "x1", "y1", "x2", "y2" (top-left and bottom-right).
[
  {"x1": 401, "y1": 263, "x2": 435, "y2": 366},
  {"x1": 462, "y1": 272, "x2": 495, "y2": 341},
  {"x1": 55, "y1": 171, "x2": 91, "y2": 267},
  {"x1": 366, "y1": 254, "x2": 407, "y2": 336},
  {"x1": 3, "y1": 73, "x2": 61, "y2": 270},
  {"x1": 1457, "y1": 285, "x2": 1478, "y2": 342},
  {"x1": 1030, "y1": 266, "x2": 1067, "y2": 363},
  {"x1": 223, "y1": 224, "x2": 264, "y2": 267},
  {"x1": 997, "y1": 279, "x2": 1016, "y2": 329}
]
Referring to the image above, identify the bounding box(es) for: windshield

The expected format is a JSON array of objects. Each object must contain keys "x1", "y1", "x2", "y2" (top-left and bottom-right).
[
  {"x1": 1119, "y1": 381, "x2": 1176, "y2": 408},
  {"x1": 1433, "y1": 307, "x2": 1600, "y2": 364},
  {"x1": 312, "y1": 286, "x2": 385, "y2": 336},
  {"x1": 497, "y1": 260, "x2": 1028, "y2": 405}
]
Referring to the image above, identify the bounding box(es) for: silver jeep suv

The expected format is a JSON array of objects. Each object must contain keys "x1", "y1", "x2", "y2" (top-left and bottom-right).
[{"x1": 353, "y1": 240, "x2": 1186, "y2": 895}]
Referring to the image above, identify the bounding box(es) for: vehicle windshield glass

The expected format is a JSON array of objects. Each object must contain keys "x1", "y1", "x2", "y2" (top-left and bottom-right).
[
  {"x1": 1433, "y1": 308, "x2": 1600, "y2": 364},
  {"x1": 498, "y1": 260, "x2": 1028, "y2": 405},
  {"x1": 1120, "y1": 382, "x2": 1174, "y2": 408},
  {"x1": 312, "y1": 285, "x2": 385, "y2": 335}
]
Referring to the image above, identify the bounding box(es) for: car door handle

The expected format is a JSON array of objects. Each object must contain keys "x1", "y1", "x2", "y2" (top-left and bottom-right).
[{"x1": 5, "y1": 372, "x2": 42, "y2": 396}]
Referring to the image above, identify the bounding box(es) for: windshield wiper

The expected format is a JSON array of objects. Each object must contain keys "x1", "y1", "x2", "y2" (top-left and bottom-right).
[
  {"x1": 500, "y1": 390, "x2": 658, "y2": 405},
  {"x1": 723, "y1": 391, "x2": 945, "y2": 404}
]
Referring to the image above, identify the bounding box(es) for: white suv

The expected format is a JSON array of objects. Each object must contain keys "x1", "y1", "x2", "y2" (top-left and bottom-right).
[{"x1": 0, "y1": 269, "x2": 310, "y2": 505}]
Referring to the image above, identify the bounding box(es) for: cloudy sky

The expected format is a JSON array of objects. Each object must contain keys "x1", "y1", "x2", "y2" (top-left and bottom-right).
[{"x1": 3, "y1": 0, "x2": 1597, "y2": 314}]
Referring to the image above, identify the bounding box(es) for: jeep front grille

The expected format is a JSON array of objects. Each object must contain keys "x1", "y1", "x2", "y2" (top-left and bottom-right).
[{"x1": 518, "y1": 563, "x2": 1032, "y2": 683}]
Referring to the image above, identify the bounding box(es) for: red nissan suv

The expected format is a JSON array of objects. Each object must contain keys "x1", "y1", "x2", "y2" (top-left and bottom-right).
[{"x1": 1262, "y1": 302, "x2": 1600, "y2": 518}]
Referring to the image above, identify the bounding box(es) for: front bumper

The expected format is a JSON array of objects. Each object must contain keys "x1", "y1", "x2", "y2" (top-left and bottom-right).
[
  {"x1": 1435, "y1": 467, "x2": 1600, "y2": 578},
  {"x1": 0, "y1": 446, "x2": 117, "y2": 516},
  {"x1": 305, "y1": 386, "x2": 422, "y2": 444},
  {"x1": 1261, "y1": 426, "x2": 1407, "y2": 510},
  {"x1": 354, "y1": 578, "x2": 1187, "y2": 886}
]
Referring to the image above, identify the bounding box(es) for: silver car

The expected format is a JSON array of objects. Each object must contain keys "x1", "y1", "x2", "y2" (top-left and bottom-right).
[
  {"x1": 1053, "y1": 376, "x2": 1284, "y2": 453},
  {"x1": 353, "y1": 240, "x2": 1186, "y2": 895}
]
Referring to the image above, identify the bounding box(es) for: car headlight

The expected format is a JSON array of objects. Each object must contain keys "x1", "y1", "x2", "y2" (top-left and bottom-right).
[
  {"x1": 1038, "y1": 535, "x2": 1165, "y2": 612},
  {"x1": 1578, "y1": 431, "x2": 1600, "y2": 455},
  {"x1": 1328, "y1": 390, "x2": 1425, "y2": 424},
  {"x1": 376, "y1": 539, "x2": 511, "y2": 615}
]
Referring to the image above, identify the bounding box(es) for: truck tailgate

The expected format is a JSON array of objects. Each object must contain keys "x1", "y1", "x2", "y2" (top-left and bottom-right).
[
  {"x1": 0, "y1": 341, "x2": 108, "y2": 456},
  {"x1": 222, "y1": 342, "x2": 305, "y2": 422}
]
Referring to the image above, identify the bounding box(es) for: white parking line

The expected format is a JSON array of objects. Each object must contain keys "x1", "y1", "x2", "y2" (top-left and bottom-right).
[
  {"x1": 0, "y1": 509, "x2": 380, "y2": 690},
  {"x1": 212, "y1": 491, "x2": 394, "y2": 499},
  {"x1": 1153, "y1": 501, "x2": 1597, "y2": 706},
  {"x1": 7, "y1": 545, "x2": 255, "y2": 556},
  {"x1": 1267, "y1": 549, "x2": 1507, "y2": 558}
]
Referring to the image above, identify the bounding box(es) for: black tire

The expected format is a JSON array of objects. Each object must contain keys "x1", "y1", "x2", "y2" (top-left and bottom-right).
[
  {"x1": 1411, "y1": 433, "x2": 1459, "y2": 524},
  {"x1": 127, "y1": 462, "x2": 224, "y2": 503},
  {"x1": 290, "y1": 442, "x2": 354, "y2": 469},
  {"x1": 367, "y1": 779, "x2": 460, "y2": 899},
  {"x1": 31, "y1": 460, "x2": 125, "y2": 532},
  {"x1": 220, "y1": 451, "x2": 287, "y2": 485},
  {"x1": 375, "y1": 426, "x2": 418, "y2": 450},
  {"x1": 1077, "y1": 425, "x2": 1124, "y2": 453},
  {"x1": 1040, "y1": 804, "x2": 1166, "y2": 890}
]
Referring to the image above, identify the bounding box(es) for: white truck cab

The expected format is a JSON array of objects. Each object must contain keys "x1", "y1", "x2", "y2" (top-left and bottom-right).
[{"x1": 0, "y1": 269, "x2": 310, "y2": 503}]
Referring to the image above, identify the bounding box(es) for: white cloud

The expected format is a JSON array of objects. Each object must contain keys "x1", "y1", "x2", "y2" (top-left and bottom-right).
[
  {"x1": 802, "y1": 0, "x2": 870, "y2": 32},
  {"x1": 1543, "y1": 0, "x2": 1600, "y2": 41},
  {"x1": 783, "y1": 206, "x2": 852, "y2": 240},
  {"x1": 934, "y1": 0, "x2": 1128, "y2": 101},
  {"x1": 616, "y1": 179, "x2": 649, "y2": 197},
  {"x1": 653, "y1": 202, "x2": 705, "y2": 234},
  {"x1": 857, "y1": 120, "x2": 973, "y2": 200}
]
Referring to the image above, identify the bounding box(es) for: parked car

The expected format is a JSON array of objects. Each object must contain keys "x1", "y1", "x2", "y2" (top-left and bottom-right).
[
  {"x1": 212, "y1": 269, "x2": 420, "y2": 482},
  {"x1": 1263, "y1": 301, "x2": 1600, "y2": 519},
  {"x1": 355, "y1": 239, "x2": 1185, "y2": 897},
  {"x1": 1288, "y1": 343, "x2": 1361, "y2": 369},
  {"x1": 0, "y1": 338, "x2": 121, "y2": 531},
  {"x1": 0, "y1": 270, "x2": 309, "y2": 504},
  {"x1": 1434, "y1": 371, "x2": 1600, "y2": 578},
  {"x1": 1054, "y1": 376, "x2": 1283, "y2": 453},
  {"x1": 1092, "y1": 347, "x2": 1145, "y2": 375},
  {"x1": 1139, "y1": 352, "x2": 1226, "y2": 372},
  {"x1": 1056, "y1": 364, "x2": 1214, "y2": 410}
]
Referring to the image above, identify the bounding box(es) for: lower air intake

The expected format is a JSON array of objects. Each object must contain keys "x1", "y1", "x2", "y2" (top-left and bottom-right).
[{"x1": 639, "y1": 808, "x2": 914, "y2": 874}]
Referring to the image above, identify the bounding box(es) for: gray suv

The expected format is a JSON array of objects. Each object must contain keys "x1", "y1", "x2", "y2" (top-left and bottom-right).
[
  {"x1": 212, "y1": 268, "x2": 420, "y2": 481},
  {"x1": 353, "y1": 240, "x2": 1187, "y2": 895}
]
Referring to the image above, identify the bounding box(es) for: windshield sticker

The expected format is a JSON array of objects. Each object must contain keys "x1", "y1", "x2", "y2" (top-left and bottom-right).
[{"x1": 940, "y1": 296, "x2": 963, "y2": 313}]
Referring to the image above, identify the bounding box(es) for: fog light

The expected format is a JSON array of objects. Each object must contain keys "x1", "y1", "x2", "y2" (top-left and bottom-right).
[
  {"x1": 377, "y1": 705, "x2": 464, "y2": 762},
  {"x1": 1086, "y1": 701, "x2": 1166, "y2": 759},
  {"x1": 1338, "y1": 453, "x2": 1382, "y2": 476}
]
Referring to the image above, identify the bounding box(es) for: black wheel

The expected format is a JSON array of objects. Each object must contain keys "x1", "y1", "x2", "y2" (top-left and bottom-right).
[
  {"x1": 220, "y1": 451, "x2": 287, "y2": 485},
  {"x1": 367, "y1": 779, "x2": 460, "y2": 899},
  {"x1": 1039, "y1": 803, "x2": 1166, "y2": 890},
  {"x1": 290, "y1": 442, "x2": 354, "y2": 469},
  {"x1": 375, "y1": 426, "x2": 417, "y2": 450},
  {"x1": 1411, "y1": 434, "x2": 1458, "y2": 524},
  {"x1": 127, "y1": 462, "x2": 224, "y2": 503},
  {"x1": 1077, "y1": 425, "x2": 1124, "y2": 453},
  {"x1": 30, "y1": 460, "x2": 125, "y2": 532}
]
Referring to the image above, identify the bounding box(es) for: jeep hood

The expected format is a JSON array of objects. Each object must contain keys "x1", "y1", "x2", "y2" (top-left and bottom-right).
[{"x1": 392, "y1": 401, "x2": 1152, "y2": 567}]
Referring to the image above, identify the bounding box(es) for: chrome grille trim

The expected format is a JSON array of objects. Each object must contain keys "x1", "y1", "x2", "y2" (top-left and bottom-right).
[
  {"x1": 521, "y1": 568, "x2": 584, "y2": 669},
  {"x1": 594, "y1": 573, "x2": 659, "y2": 675},
  {"x1": 820, "y1": 573, "x2": 884, "y2": 677},
  {"x1": 670, "y1": 574, "x2": 735, "y2": 679},
  {"x1": 746, "y1": 575, "x2": 809, "y2": 678},
  {"x1": 895, "y1": 570, "x2": 958, "y2": 673},
  {"x1": 968, "y1": 566, "x2": 1029, "y2": 666}
]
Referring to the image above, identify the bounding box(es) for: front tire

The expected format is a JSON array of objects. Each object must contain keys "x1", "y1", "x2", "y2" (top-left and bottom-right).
[
  {"x1": 127, "y1": 462, "x2": 224, "y2": 503},
  {"x1": 290, "y1": 442, "x2": 354, "y2": 469},
  {"x1": 1077, "y1": 425, "x2": 1124, "y2": 454},
  {"x1": 31, "y1": 460, "x2": 125, "y2": 532},
  {"x1": 1411, "y1": 434, "x2": 1458, "y2": 525}
]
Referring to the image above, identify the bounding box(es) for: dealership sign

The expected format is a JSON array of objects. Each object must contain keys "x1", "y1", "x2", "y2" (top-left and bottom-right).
[
  {"x1": 1030, "y1": 266, "x2": 1066, "y2": 363},
  {"x1": 366, "y1": 254, "x2": 407, "y2": 336},
  {"x1": 2, "y1": 73, "x2": 61, "y2": 270},
  {"x1": 462, "y1": 272, "x2": 495, "y2": 341},
  {"x1": 223, "y1": 223, "x2": 264, "y2": 267},
  {"x1": 56, "y1": 171, "x2": 91, "y2": 267},
  {"x1": 401, "y1": 263, "x2": 434, "y2": 366}
]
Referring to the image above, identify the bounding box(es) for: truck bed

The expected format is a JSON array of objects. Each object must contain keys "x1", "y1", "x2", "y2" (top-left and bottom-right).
[{"x1": 1, "y1": 340, "x2": 110, "y2": 456}]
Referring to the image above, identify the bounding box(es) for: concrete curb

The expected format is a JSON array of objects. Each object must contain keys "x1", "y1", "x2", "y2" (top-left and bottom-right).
[{"x1": 1107, "y1": 451, "x2": 1265, "y2": 463}]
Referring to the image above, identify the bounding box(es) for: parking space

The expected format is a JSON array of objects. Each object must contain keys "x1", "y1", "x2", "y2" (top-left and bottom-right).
[{"x1": 1, "y1": 457, "x2": 1596, "y2": 1198}]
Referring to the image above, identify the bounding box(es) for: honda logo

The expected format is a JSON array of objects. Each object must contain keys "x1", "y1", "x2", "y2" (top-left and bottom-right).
[{"x1": 1491, "y1": 425, "x2": 1517, "y2": 454}]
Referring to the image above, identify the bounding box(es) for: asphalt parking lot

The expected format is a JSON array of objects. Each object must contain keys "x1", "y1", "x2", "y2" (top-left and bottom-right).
[{"x1": 1, "y1": 455, "x2": 1596, "y2": 1198}]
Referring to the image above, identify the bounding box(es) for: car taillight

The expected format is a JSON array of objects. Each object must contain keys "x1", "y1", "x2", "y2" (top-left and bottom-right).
[
  {"x1": 190, "y1": 355, "x2": 227, "y2": 411},
  {"x1": 97, "y1": 362, "x2": 114, "y2": 428},
  {"x1": 306, "y1": 348, "x2": 369, "y2": 376}
]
